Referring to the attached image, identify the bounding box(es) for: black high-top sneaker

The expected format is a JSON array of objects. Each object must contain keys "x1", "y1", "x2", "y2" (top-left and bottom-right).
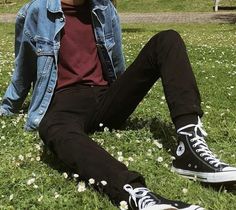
[
  {"x1": 123, "y1": 184, "x2": 204, "y2": 210},
  {"x1": 172, "y1": 117, "x2": 236, "y2": 183}
]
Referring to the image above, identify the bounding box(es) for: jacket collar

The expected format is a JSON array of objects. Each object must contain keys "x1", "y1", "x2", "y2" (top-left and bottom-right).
[
  {"x1": 46, "y1": 0, "x2": 109, "y2": 13},
  {"x1": 90, "y1": 0, "x2": 109, "y2": 11},
  {"x1": 46, "y1": 0, "x2": 62, "y2": 13}
]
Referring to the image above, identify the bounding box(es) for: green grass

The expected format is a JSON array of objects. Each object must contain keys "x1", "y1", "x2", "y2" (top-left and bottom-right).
[
  {"x1": 0, "y1": 0, "x2": 27, "y2": 14},
  {"x1": 117, "y1": 0, "x2": 236, "y2": 12},
  {"x1": 0, "y1": 22, "x2": 236, "y2": 209},
  {"x1": 0, "y1": 0, "x2": 236, "y2": 13}
]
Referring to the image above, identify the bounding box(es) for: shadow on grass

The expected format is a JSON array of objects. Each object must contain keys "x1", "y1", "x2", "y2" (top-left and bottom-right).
[
  {"x1": 122, "y1": 27, "x2": 160, "y2": 34},
  {"x1": 201, "y1": 182, "x2": 236, "y2": 193},
  {"x1": 212, "y1": 13, "x2": 236, "y2": 24},
  {"x1": 40, "y1": 116, "x2": 236, "y2": 193},
  {"x1": 123, "y1": 117, "x2": 177, "y2": 155},
  {"x1": 122, "y1": 28, "x2": 147, "y2": 33},
  {"x1": 216, "y1": 6, "x2": 236, "y2": 11},
  {"x1": 40, "y1": 147, "x2": 73, "y2": 174},
  {"x1": 40, "y1": 117, "x2": 178, "y2": 173}
]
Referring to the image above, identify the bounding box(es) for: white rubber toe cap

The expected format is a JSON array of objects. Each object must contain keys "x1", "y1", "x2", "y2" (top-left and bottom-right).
[
  {"x1": 222, "y1": 166, "x2": 236, "y2": 172},
  {"x1": 143, "y1": 204, "x2": 177, "y2": 210}
]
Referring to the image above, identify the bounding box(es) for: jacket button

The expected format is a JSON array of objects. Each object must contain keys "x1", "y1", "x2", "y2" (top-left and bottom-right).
[
  {"x1": 39, "y1": 110, "x2": 44, "y2": 115},
  {"x1": 37, "y1": 48, "x2": 42, "y2": 53},
  {"x1": 59, "y1": 17, "x2": 64, "y2": 22},
  {"x1": 48, "y1": 87, "x2": 53, "y2": 93},
  {"x1": 34, "y1": 118, "x2": 40, "y2": 125}
]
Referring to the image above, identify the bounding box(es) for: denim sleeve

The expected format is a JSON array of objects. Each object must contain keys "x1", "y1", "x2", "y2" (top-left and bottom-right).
[
  {"x1": 111, "y1": 4, "x2": 126, "y2": 76},
  {"x1": 0, "y1": 4, "x2": 36, "y2": 116}
]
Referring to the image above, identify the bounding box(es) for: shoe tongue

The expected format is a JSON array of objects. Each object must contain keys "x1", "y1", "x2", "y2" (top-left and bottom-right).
[{"x1": 196, "y1": 127, "x2": 204, "y2": 137}]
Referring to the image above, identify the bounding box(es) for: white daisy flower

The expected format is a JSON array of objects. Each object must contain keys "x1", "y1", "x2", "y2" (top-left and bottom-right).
[
  {"x1": 89, "y1": 178, "x2": 95, "y2": 185},
  {"x1": 73, "y1": 173, "x2": 79, "y2": 178},
  {"x1": 9, "y1": 194, "x2": 14, "y2": 201},
  {"x1": 63, "y1": 172, "x2": 68, "y2": 179},
  {"x1": 101, "y1": 180, "x2": 107, "y2": 186},
  {"x1": 78, "y1": 181, "x2": 86, "y2": 192},
  {"x1": 27, "y1": 178, "x2": 36, "y2": 186},
  {"x1": 182, "y1": 188, "x2": 188, "y2": 194},
  {"x1": 118, "y1": 156, "x2": 124, "y2": 162},
  {"x1": 18, "y1": 155, "x2": 24, "y2": 161},
  {"x1": 153, "y1": 140, "x2": 163, "y2": 149},
  {"x1": 128, "y1": 157, "x2": 134, "y2": 162},
  {"x1": 54, "y1": 192, "x2": 60, "y2": 199},
  {"x1": 157, "y1": 157, "x2": 163, "y2": 163},
  {"x1": 116, "y1": 133, "x2": 122, "y2": 138},
  {"x1": 38, "y1": 195, "x2": 43, "y2": 202},
  {"x1": 119, "y1": 200, "x2": 128, "y2": 210}
]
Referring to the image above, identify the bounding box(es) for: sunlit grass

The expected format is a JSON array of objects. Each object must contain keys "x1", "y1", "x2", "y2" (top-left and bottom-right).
[
  {"x1": 0, "y1": 0, "x2": 236, "y2": 13},
  {"x1": 0, "y1": 22, "x2": 236, "y2": 209}
]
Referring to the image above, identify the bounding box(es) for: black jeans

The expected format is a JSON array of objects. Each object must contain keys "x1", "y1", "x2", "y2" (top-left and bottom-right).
[{"x1": 39, "y1": 30, "x2": 203, "y2": 205}]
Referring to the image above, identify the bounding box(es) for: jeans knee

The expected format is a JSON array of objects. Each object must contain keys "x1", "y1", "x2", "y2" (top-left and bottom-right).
[
  {"x1": 163, "y1": 29, "x2": 181, "y2": 40},
  {"x1": 152, "y1": 29, "x2": 183, "y2": 46}
]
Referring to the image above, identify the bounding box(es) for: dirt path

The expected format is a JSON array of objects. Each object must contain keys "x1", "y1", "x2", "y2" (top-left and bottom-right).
[{"x1": 0, "y1": 12, "x2": 235, "y2": 24}]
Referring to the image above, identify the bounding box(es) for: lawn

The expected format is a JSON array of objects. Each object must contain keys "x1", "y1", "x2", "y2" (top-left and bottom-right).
[
  {"x1": 0, "y1": 0, "x2": 236, "y2": 13},
  {"x1": 0, "y1": 22, "x2": 236, "y2": 209}
]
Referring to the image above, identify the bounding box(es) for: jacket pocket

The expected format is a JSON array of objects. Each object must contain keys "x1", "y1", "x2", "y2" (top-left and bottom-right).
[{"x1": 34, "y1": 36, "x2": 54, "y2": 56}]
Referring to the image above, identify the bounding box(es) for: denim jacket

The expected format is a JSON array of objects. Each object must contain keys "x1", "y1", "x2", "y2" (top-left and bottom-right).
[{"x1": 0, "y1": 0, "x2": 125, "y2": 131}]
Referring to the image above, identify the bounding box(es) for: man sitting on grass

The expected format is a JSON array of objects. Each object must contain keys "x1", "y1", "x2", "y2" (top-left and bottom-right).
[{"x1": 0, "y1": 0, "x2": 235, "y2": 209}]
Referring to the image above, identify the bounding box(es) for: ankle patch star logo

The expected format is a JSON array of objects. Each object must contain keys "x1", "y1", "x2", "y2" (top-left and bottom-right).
[{"x1": 176, "y1": 141, "x2": 185, "y2": 156}]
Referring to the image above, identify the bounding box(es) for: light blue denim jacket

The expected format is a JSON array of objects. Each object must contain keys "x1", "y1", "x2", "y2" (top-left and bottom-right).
[{"x1": 0, "y1": 0, "x2": 125, "y2": 131}]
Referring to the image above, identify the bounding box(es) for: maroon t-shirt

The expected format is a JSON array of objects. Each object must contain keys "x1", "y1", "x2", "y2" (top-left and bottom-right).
[{"x1": 56, "y1": 2, "x2": 108, "y2": 90}]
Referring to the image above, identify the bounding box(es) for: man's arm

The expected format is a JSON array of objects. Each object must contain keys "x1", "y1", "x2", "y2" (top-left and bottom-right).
[{"x1": 0, "y1": 4, "x2": 36, "y2": 116}]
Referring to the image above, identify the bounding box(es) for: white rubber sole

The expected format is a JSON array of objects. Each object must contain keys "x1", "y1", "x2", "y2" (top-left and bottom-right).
[
  {"x1": 172, "y1": 166, "x2": 236, "y2": 183},
  {"x1": 180, "y1": 205, "x2": 205, "y2": 210},
  {"x1": 143, "y1": 204, "x2": 177, "y2": 210},
  {"x1": 143, "y1": 204, "x2": 204, "y2": 210}
]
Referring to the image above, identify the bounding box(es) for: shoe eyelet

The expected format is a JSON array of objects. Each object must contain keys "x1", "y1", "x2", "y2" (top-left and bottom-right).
[
  {"x1": 196, "y1": 149, "x2": 199, "y2": 152},
  {"x1": 200, "y1": 153, "x2": 204, "y2": 157}
]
